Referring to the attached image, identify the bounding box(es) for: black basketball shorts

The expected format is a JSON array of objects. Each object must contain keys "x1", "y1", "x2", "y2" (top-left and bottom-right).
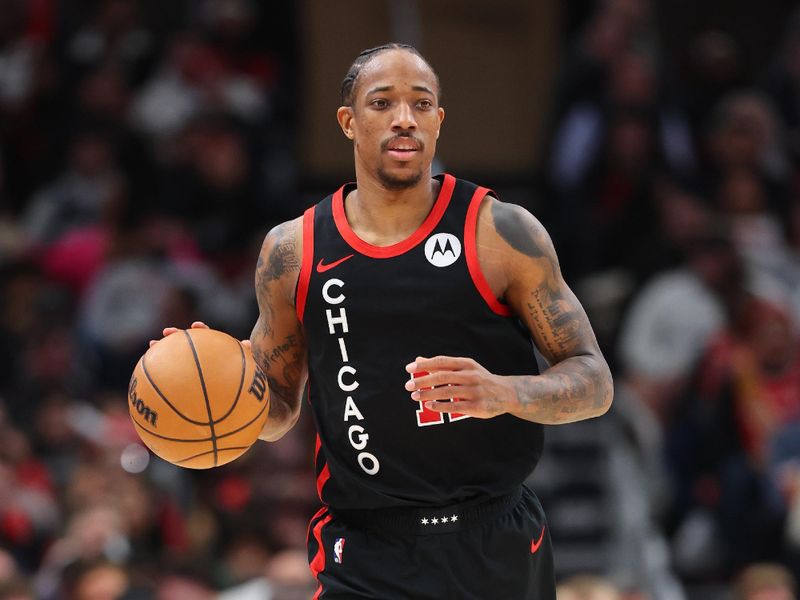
[{"x1": 306, "y1": 485, "x2": 555, "y2": 600}]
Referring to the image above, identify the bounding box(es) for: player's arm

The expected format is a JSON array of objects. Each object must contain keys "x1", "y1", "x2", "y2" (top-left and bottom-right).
[
  {"x1": 251, "y1": 217, "x2": 309, "y2": 441},
  {"x1": 492, "y1": 198, "x2": 613, "y2": 423},
  {"x1": 406, "y1": 198, "x2": 613, "y2": 424}
]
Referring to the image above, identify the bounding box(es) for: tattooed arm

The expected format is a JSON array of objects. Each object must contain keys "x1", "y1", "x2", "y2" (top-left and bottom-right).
[
  {"x1": 251, "y1": 217, "x2": 309, "y2": 441},
  {"x1": 405, "y1": 197, "x2": 612, "y2": 424}
]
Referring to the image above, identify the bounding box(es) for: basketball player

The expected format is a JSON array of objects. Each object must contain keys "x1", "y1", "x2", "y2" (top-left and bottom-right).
[{"x1": 163, "y1": 44, "x2": 613, "y2": 599}]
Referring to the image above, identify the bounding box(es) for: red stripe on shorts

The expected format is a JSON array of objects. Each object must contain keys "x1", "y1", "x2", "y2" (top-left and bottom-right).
[{"x1": 309, "y1": 511, "x2": 332, "y2": 599}]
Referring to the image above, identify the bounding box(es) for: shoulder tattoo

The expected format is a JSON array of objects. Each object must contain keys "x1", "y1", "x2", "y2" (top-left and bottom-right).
[
  {"x1": 491, "y1": 200, "x2": 546, "y2": 258},
  {"x1": 257, "y1": 223, "x2": 301, "y2": 285}
]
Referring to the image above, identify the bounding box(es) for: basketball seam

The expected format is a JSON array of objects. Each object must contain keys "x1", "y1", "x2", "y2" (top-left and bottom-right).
[
  {"x1": 184, "y1": 330, "x2": 219, "y2": 467},
  {"x1": 174, "y1": 446, "x2": 252, "y2": 465},
  {"x1": 142, "y1": 355, "x2": 212, "y2": 426},
  {"x1": 212, "y1": 340, "x2": 247, "y2": 423},
  {"x1": 130, "y1": 400, "x2": 268, "y2": 443}
]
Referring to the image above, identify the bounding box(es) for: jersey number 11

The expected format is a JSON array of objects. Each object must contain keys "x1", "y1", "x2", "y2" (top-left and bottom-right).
[{"x1": 412, "y1": 371, "x2": 471, "y2": 427}]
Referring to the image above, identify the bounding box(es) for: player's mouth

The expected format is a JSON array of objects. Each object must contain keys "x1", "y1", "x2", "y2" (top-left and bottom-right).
[{"x1": 383, "y1": 136, "x2": 423, "y2": 161}]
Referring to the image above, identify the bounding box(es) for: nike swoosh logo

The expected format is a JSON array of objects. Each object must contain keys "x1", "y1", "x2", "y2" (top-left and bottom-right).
[
  {"x1": 316, "y1": 254, "x2": 354, "y2": 273},
  {"x1": 530, "y1": 526, "x2": 545, "y2": 554}
]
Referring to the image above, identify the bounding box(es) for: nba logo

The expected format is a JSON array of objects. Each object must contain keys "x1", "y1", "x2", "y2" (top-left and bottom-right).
[{"x1": 334, "y1": 537, "x2": 345, "y2": 564}]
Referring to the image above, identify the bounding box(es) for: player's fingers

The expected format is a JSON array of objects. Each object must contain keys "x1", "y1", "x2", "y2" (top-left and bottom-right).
[
  {"x1": 241, "y1": 340, "x2": 252, "y2": 350},
  {"x1": 162, "y1": 327, "x2": 179, "y2": 337},
  {"x1": 423, "y1": 398, "x2": 469, "y2": 411},
  {"x1": 411, "y1": 385, "x2": 475, "y2": 403},
  {"x1": 405, "y1": 370, "x2": 473, "y2": 391},
  {"x1": 423, "y1": 399, "x2": 493, "y2": 419},
  {"x1": 191, "y1": 321, "x2": 209, "y2": 329},
  {"x1": 406, "y1": 355, "x2": 473, "y2": 373}
]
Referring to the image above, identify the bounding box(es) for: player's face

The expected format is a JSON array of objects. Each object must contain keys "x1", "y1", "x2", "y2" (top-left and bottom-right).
[{"x1": 338, "y1": 50, "x2": 445, "y2": 190}]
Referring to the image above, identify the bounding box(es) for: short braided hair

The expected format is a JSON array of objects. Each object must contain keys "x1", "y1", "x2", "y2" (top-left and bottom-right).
[{"x1": 340, "y1": 43, "x2": 440, "y2": 106}]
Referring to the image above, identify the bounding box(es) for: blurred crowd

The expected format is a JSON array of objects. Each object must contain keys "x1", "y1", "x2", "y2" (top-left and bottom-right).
[
  {"x1": 1, "y1": 0, "x2": 800, "y2": 598},
  {"x1": 542, "y1": 0, "x2": 800, "y2": 596},
  {"x1": 0, "y1": 0, "x2": 316, "y2": 598}
]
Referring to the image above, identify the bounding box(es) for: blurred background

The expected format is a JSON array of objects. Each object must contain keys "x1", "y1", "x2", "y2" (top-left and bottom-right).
[{"x1": 1, "y1": 0, "x2": 800, "y2": 598}]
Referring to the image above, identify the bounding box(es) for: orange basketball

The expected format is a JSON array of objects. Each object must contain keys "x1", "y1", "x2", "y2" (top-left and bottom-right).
[{"x1": 128, "y1": 328, "x2": 269, "y2": 469}]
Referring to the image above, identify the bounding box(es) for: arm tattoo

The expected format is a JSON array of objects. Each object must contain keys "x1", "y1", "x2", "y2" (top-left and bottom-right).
[
  {"x1": 250, "y1": 219, "x2": 308, "y2": 435},
  {"x1": 518, "y1": 273, "x2": 611, "y2": 420},
  {"x1": 252, "y1": 332, "x2": 305, "y2": 407},
  {"x1": 494, "y1": 201, "x2": 613, "y2": 423},
  {"x1": 260, "y1": 224, "x2": 301, "y2": 285},
  {"x1": 515, "y1": 357, "x2": 610, "y2": 417},
  {"x1": 526, "y1": 281, "x2": 584, "y2": 363},
  {"x1": 491, "y1": 201, "x2": 545, "y2": 258},
  {"x1": 254, "y1": 222, "x2": 301, "y2": 335}
]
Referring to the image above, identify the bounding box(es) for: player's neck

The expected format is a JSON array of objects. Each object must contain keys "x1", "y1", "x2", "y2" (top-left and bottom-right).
[{"x1": 345, "y1": 174, "x2": 440, "y2": 246}]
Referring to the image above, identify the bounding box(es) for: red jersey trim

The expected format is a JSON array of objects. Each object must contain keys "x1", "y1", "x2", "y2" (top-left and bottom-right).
[
  {"x1": 309, "y1": 509, "x2": 332, "y2": 599},
  {"x1": 296, "y1": 206, "x2": 315, "y2": 324},
  {"x1": 316, "y1": 464, "x2": 330, "y2": 502},
  {"x1": 465, "y1": 188, "x2": 514, "y2": 317},
  {"x1": 332, "y1": 173, "x2": 456, "y2": 258},
  {"x1": 314, "y1": 433, "x2": 330, "y2": 501}
]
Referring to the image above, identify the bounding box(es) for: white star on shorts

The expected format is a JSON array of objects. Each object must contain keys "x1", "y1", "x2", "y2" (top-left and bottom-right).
[
  {"x1": 432, "y1": 517, "x2": 439, "y2": 525},
  {"x1": 451, "y1": 514, "x2": 458, "y2": 521},
  {"x1": 442, "y1": 516, "x2": 449, "y2": 523},
  {"x1": 421, "y1": 518, "x2": 429, "y2": 525}
]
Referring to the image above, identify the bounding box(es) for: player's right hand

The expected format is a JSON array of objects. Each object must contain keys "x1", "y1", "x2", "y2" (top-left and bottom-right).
[
  {"x1": 149, "y1": 321, "x2": 209, "y2": 347},
  {"x1": 148, "y1": 322, "x2": 251, "y2": 350}
]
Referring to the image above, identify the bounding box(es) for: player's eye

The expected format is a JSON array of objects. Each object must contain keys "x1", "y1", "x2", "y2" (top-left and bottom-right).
[
  {"x1": 370, "y1": 99, "x2": 389, "y2": 109},
  {"x1": 417, "y1": 99, "x2": 433, "y2": 110}
]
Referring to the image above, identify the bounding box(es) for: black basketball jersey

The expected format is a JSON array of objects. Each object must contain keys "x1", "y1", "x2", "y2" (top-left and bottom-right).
[{"x1": 296, "y1": 174, "x2": 543, "y2": 510}]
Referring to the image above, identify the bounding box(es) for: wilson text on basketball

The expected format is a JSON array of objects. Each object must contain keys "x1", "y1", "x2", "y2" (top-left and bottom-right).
[{"x1": 128, "y1": 377, "x2": 158, "y2": 426}]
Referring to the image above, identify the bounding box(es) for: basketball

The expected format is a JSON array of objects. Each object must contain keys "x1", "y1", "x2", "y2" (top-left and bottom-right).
[{"x1": 128, "y1": 328, "x2": 269, "y2": 469}]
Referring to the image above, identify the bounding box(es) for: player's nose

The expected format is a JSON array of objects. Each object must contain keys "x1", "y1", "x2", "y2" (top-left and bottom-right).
[{"x1": 391, "y1": 101, "x2": 417, "y2": 130}]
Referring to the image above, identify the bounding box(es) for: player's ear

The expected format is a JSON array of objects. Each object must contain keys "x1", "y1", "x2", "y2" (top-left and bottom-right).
[
  {"x1": 436, "y1": 106, "x2": 445, "y2": 139},
  {"x1": 337, "y1": 106, "x2": 355, "y2": 140}
]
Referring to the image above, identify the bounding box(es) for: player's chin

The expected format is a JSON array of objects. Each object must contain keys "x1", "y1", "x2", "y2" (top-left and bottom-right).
[{"x1": 377, "y1": 165, "x2": 424, "y2": 190}]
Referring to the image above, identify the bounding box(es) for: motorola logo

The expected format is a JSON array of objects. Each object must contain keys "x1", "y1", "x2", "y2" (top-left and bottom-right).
[{"x1": 424, "y1": 233, "x2": 462, "y2": 267}]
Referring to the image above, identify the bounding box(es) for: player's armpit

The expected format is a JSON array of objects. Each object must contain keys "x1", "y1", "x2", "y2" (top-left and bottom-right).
[
  {"x1": 483, "y1": 199, "x2": 613, "y2": 424},
  {"x1": 250, "y1": 217, "x2": 309, "y2": 441}
]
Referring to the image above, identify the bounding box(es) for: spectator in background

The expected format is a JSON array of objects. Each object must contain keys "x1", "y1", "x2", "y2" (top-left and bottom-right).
[
  {"x1": 617, "y1": 223, "x2": 746, "y2": 421},
  {"x1": 156, "y1": 115, "x2": 264, "y2": 263},
  {"x1": 21, "y1": 127, "x2": 119, "y2": 246},
  {"x1": 0, "y1": 579, "x2": 34, "y2": 600},
  {"x1": 154, "y1": 566, "x2": 215, "y2": 600},
  {"x1": 62, "y1": 0, "x2": 157, "y2": 87},
  {"x1": 0, "y1": 548, "x2": 33, "y2": 600},
  {"x1": 693, "y1": 298, "x2": 800, "y2": 465},
  {"x1": 734, "y1": 563, "x2": 797, "y2": 600},
  {"x1": 0, "y1": 414, "x2": 60, "y2": 572},
  {"x1": 681, "y1": 30, "x2": 745, "y2": 142},
  {"x1": 0, "y1": 0, "x2": 62, "y2": 216},
  {"x1": 715, "y1": 167, "x2": 795, "y2": 295},
  {"x1": 557, "y1": 574, "x2": 624, "y2": 600},
  {"x1": 551, "y1": 0, "x2": 655, "y2": 117},
  {"x1": 72, "y1": 65, "x2": 154, "y2": 191},
  {"x1": 0, "y1": 0, "x2": 39, "y2": 116},
  {"x1": 60, "y1": 559, "x2": 131, "y2": 600},
  {"x1": 547, "y1": 48, "x2": 695, "y2": 283},
  {"x1": 200, "y1": 0, "x2": 280, "y2": 109},
  {"x1": 130, "y1": 31, "x2": 266, "y2": 150},
  {"x1": 698, "y1": 91, "x2": 791, "y2": 221},
  {"x1": 666, "y1": 296, "x2": 799, "y2": 578},
  {"x1": 77, "y1": 206, "x2": 254, "y2": 388},
  {"x1": 763, "y1": 7, "x2": 800, "y2": 168},
  {"x1": 0, "y1": 3, "x2": 313, "y2": 599},
  {"x1": 0, "y1": 260, "x2": 76, "y2": 421}
]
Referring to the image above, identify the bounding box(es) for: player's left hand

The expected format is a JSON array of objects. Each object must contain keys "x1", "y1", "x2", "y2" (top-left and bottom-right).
[{"x1": 404, "y1": 356, "x2": 517, "y2": 419}]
